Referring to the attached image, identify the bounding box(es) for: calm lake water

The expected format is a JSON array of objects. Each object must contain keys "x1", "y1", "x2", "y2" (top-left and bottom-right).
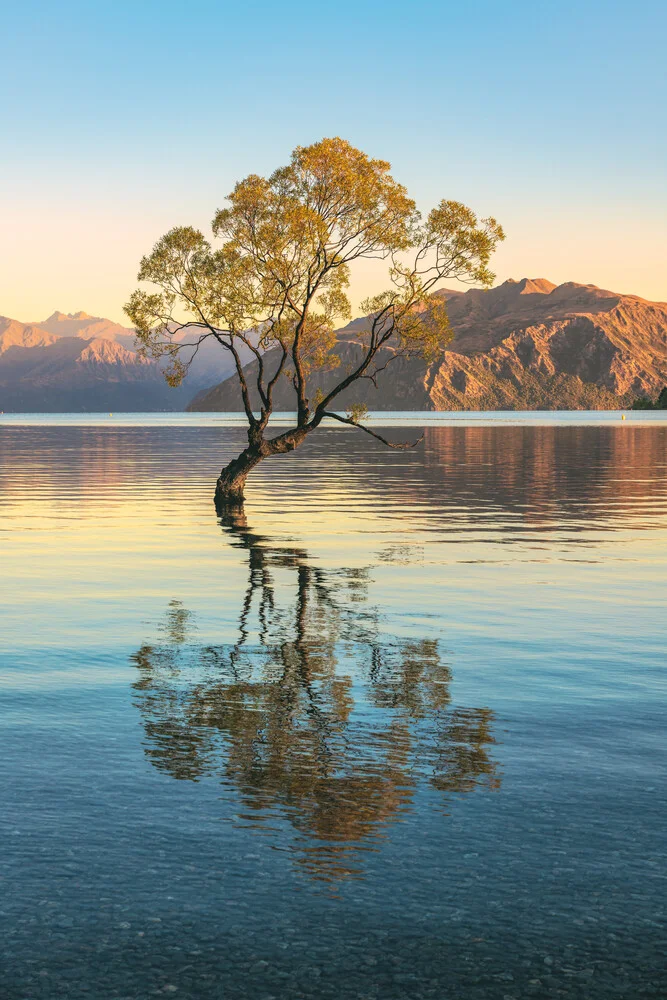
[{"x1": 1, "y1": 416, "x2": 666, "y2": 999}]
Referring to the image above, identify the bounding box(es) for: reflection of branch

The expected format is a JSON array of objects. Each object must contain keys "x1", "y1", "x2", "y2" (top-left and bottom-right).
[
  {"x1": 321, "y1": 411, "x2": 424, "y2": 450},
  {"x1": 131, "y1": 506, "x2": 500, "y2": 883},
  {"x1": 220, "y1": 508, "x2": 344, "y2": 768}
]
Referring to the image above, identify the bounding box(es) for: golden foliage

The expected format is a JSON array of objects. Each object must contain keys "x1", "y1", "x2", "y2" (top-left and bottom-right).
[{"x1": 125, "y1": 138, "x2": 504, "y2": 430}]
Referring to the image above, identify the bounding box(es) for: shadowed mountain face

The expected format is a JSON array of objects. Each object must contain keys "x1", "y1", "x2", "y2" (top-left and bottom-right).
[
  {"x1": 189, "y1": 278, "x2": 667, "y2": 412},
  {"x1": 0, "y1": 312, "x2": 245, "y2": 411},
  {"x1": 131, "y1": 510, "x2": 500, "y2": 883}
]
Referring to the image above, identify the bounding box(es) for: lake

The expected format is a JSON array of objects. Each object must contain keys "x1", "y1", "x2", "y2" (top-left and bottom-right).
[{"x1": 1, "y1": 415, "x2": 666, "y2": 999}]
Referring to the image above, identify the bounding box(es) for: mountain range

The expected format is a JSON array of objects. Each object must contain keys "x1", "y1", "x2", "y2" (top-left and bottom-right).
[
  {"x1": 190, "y1": 278, "x2": 667, "y2": 412},
  {"x1": 2, "y1": 279, "x2": 666, "y2": 412},
  {"x1": 0, "y1": 311, "x2": 242, "y2": 411}
]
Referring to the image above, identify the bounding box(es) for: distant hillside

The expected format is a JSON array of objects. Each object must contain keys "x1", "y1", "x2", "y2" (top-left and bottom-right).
[
  {"x1": 189, "y1": 279, "x2": 667, "y2": 412},
  {"x1": 5, "y1": 282, "x2": 667, "y2": 413},
  {"x1": 0, "y1": 312, "x2": 246, "y2": 412}
]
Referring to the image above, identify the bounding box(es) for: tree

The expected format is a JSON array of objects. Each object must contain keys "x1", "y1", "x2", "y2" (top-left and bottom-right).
[
  {"x1": 631, "y1": 385, "x2": 667, "y2": 410},
  {"x1": 125, "y1": 138, "x2": 504, "y2": 505}
]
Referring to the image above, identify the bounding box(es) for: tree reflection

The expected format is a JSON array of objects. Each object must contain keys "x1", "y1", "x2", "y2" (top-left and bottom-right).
[{"x1": 131, "y1": 509, "x2": 500, "y2": 881}]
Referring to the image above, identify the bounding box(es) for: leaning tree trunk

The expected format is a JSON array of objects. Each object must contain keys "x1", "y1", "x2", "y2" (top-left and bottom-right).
[
  {"x1": 214, "y1": 427, "x2": 309, "y2": 509},
  {"x1": 215, "y1": 447, "x2": 265, "y2": 508}
]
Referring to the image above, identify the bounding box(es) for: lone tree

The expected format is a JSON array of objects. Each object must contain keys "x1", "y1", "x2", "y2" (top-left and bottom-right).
[{"x1": 125, "y1": 138, "x2": 504, "y2": 506}]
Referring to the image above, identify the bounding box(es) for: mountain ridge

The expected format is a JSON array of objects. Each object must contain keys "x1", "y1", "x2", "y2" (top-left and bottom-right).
[
  {"x1": 0, "y1": 311, "x2": 244, "y2": 411},
  {"x1": 3, "y1": 280, "x2": 666, "y2": 412},
  {"x1": 189, "y1": 278, "x2": 667, "y2": 413}
]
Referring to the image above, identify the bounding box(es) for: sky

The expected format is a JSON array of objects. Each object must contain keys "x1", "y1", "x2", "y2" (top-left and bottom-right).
[{"x1": 1, "y1": 0, "x2": 665, "y2": 325}]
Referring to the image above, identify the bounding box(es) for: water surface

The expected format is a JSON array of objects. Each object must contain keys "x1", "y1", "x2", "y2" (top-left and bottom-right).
[{"x1": 1, "y1": 419, "x2": 666, "y2": 998}]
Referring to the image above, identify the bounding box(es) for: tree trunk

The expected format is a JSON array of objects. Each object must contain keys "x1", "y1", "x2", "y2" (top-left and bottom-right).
[
  {"x1": 215, "y1": 447, "x2": 264, "y2": 508},
  {"x1": 214, "y1": 427, "x2": 309, "y2": 509}
]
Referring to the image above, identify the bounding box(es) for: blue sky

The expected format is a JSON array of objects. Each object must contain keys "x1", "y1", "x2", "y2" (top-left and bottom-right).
[{"x1": 1, "y1": 0, "x2": 665, "y2": 322}]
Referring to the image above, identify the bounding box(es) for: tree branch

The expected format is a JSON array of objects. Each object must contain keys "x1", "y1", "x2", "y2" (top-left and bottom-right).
[{"x1": 320, "y1": 411, "x2": 423, "y2": 450}]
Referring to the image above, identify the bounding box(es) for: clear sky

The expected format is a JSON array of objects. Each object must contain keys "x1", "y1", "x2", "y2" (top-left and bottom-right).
[{"x1": 1, "y1": 0, "x2": 665, "y2": 324}]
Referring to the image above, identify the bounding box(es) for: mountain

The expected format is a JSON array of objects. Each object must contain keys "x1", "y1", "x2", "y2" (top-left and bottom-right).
[
  {"x1": 188, "y1": 279, "x2": 667, "y2": 412},
  {"x1": 0, "y1": 312, "x2": 248, "y2": 412},
  {"x1": 36, "y1": 311, "x2": 139, "y2": 351},
  {"x1": 5, "y1": 283, "x2": 666, "y2": 413},
  {"x1": 0, "y1": 318, "x2": 59, "y2": 354}
]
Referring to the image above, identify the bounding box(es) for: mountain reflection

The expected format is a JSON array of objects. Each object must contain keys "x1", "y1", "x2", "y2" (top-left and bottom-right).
[
  {"x1": 3, "y1": 426, "x2": 666, "y2": 532},
  {"x1": 131, "y1": 509, "x2": 500, "y2": 882},
  {"x1": 418, "y1": 425, "x2": 667, "y2": 528}
]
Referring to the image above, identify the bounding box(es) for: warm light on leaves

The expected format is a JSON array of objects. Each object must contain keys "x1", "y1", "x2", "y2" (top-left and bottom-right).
[{"x1": 124, "y1": 138, "x2": 504, "y2": 498}]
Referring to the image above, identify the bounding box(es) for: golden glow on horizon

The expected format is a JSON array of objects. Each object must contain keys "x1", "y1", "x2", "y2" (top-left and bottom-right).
[{"x1": 1, "y1": 200, "x2": 666, "y2": 326}]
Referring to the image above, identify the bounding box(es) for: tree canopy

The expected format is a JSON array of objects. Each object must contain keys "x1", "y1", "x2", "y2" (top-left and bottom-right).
[
  {"x1": 631, "y1": 385, "x2": 667, "y2": 410},
  {"x1": 125, "y1": 137, "x2": 504, "y2": 502}
]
